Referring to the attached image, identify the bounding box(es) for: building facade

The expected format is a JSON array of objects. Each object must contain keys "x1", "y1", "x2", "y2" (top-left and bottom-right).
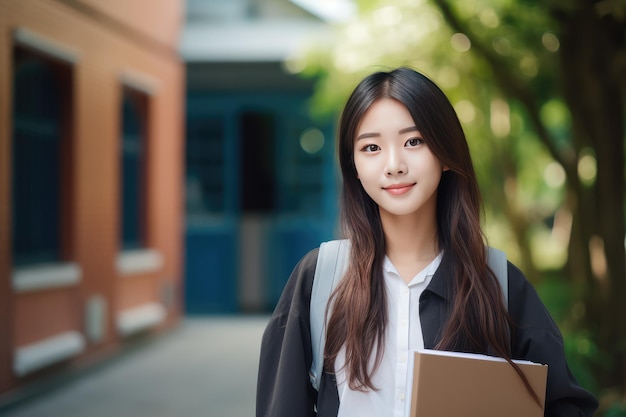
[
  {"x1": 0, "y1": 0, "x2": 185, "y2": 398},
  {"x1": 180, "y1": 0, "x2": 340, "y2": 313}
]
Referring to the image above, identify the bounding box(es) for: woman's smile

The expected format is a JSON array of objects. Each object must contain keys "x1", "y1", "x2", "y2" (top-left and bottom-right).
[{"x1": 383, "y1": 183, "x2": 416, "y2": 195}]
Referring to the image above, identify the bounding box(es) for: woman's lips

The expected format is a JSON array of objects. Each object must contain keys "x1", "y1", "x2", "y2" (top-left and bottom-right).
[{"x1": 383, "y1": 183, "x2": 415, "y2": 195}]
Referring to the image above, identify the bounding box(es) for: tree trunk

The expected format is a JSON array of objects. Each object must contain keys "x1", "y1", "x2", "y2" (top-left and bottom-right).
[{"x1": 556, "y1": 1, "x2": 626, "y2": 395}]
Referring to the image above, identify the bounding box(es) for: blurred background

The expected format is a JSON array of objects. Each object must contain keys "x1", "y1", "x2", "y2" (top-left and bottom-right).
[{"x1": 0, "y1": 0, "x2": 624, "y2": 416}]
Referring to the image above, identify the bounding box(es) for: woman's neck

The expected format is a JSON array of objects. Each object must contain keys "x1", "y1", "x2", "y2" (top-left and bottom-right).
[{"x1": 380, "y1": 209, "x2": 439, "y2": 283}]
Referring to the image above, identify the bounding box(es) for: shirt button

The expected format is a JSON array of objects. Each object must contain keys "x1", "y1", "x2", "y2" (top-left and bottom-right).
[
  {"x1": 399, "y1": 393, "x2": 405, "y2": 401},
  {"x1": 400, "y1": 353, "x2": 407, "y2": 362},
  {"x1": 403, "y1": 288, "x2": 409, "y2": 294},
  {"x1": 401, "y1": 319, "x2": 408, "y2": 326}
]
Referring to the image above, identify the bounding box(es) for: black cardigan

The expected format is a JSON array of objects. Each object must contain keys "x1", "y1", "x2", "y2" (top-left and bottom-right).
[{"x1": 256, "y1": 248, "x2": 598, "y2": 417}]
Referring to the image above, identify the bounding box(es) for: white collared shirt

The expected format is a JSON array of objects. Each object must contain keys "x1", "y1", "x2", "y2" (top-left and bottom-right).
[{"x1": 335, "y1": 252, "x2": 442, "y2": 417}]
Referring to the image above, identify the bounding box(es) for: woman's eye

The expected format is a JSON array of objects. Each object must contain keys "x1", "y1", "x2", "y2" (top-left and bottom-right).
[
  {"x1": 406, "y1": 138, "x2": 423, "y2": 147},
  {"x1": 362, "y1": 144, "x2": 380, "y2": 152}
]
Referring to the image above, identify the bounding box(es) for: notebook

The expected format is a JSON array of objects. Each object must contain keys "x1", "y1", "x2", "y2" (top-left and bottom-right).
[{"x1": 409, "y1": 349, "x2": 548, "y2": 417}]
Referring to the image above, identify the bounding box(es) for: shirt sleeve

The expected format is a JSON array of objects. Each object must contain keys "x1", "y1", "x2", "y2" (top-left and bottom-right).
[
  {"x1": 256, "y1": 249, "x2": 319, "y2": 417},
  {"x1": 507, "y1": 263, "x2": 599, "y2": 417}
]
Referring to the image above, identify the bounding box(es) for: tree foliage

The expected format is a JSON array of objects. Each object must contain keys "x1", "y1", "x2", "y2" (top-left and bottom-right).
[{"x1": 293, "y1": 0, "x2": 626, "y2": 413}]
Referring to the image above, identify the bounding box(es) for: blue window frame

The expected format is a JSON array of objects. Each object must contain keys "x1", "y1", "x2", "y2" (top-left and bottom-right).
[
  {"x1": 11, "y1": 48, "x2": 72, "y2": 266},
  {"x1": 277, "y1": 115, "x2": 327, "y2": 216},
  {"x1": 185, "y1": 113, "x2": 226, "y2": 215},
  {"x1": 120, "y1": 88, "x2": 148, "y2": 250}
]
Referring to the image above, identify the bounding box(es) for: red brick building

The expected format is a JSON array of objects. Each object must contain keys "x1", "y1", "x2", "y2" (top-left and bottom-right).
[{"x1": 0, "y1": 0, "x2": 185, "y2": 398}]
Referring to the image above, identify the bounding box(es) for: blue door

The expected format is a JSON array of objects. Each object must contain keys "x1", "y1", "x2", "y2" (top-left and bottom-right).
[
  {"x1": 185, "y1": 106, "x2": 239, "y2": 313},
  {"x1": 266, "y1": 107, "x2": 337, "y2": 307}
]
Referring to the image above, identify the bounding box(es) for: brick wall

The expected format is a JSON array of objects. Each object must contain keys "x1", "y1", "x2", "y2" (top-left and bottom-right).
[{"x1": 0, "y1": 0, "x2": 184, "y2": 396}]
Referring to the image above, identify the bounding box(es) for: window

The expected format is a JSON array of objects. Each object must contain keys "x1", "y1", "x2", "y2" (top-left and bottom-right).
[
  {"x1": 120, "y1": 88, "x2": 149, "y2": 250},
  {"x1": 278, "y1": 123, "x2": 325, "y2": 215},
  {"x1": 11, "y1": 47, "x2": 73, "y2": 266},
  {"x1": 185, "y1": 113, "x2": 226, "y2": 215}
]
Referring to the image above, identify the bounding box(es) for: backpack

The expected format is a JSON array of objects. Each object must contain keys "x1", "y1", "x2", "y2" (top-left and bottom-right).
[{"x1": 308, "y1": 239, "x2": 508, "y2": 391}]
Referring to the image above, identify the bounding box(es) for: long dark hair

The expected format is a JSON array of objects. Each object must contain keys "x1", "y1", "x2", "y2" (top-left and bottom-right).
[{"x1": 325, "y1": 67, "x2": 539, "y2": 403}]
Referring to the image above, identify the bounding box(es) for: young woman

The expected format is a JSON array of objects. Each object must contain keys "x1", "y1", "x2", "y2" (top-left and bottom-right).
[{"x1": 256, "y1": 67, "x2": 598, "y2": 417}]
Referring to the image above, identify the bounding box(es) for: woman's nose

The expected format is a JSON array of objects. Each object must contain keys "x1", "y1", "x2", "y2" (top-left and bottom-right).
[{"x1": 386, "y1": 150, "x2": 407, "y2": 176}]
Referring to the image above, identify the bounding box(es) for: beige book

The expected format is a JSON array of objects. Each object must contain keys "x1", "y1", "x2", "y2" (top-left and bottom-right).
[{"x1": 409, "y1": 349, "x2": 548, "y2": 417}]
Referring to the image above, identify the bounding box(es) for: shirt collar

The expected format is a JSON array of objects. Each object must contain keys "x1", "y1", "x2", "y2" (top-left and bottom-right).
[{"x1": 383, "y1": 251, "x2": 443, "y2": 286}]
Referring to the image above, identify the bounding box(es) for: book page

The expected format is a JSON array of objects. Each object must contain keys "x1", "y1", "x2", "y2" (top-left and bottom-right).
[{"x1": 414, "y1": 349, "x2": 541, "y2": 366}]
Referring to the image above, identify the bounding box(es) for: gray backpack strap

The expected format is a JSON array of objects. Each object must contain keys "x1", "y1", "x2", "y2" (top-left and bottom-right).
[
  {"x1": 487, "y1": 246, "x2": 508, "y2": 309},
  {"x1": 309, "y1": 239, "x2": 350, "y2": 391}
]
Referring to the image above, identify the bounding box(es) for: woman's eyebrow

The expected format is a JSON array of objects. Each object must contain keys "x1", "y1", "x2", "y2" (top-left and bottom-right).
[
  {"x1": 398, "y1": 126, "x2": 420, "y2": 134},
  {"x1": 356, "y1": 132, "x2": 380, "y2": 141},
  {"x1": 356, "y1": 126, "x2": 420, "y2": 141}
]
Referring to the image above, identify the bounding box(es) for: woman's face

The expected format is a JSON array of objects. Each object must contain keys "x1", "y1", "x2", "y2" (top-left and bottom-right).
[{"x1": 353, "y1": 98, "x2": 445, "y2": 220}]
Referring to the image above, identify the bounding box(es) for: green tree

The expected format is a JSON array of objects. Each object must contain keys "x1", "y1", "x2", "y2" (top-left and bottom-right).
[{"x1": 294, "y1": 0, "x2": 625, "y2": 412}]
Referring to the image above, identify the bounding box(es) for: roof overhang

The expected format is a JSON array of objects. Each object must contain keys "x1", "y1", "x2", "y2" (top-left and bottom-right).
[{"x1": 179, "y1": 19, "x2": 331, "y2": 63}]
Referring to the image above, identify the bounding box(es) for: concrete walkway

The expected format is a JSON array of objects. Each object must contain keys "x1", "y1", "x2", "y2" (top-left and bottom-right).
[{"x1": 1, "y1": 316, "x2": 269, "y2": 417}]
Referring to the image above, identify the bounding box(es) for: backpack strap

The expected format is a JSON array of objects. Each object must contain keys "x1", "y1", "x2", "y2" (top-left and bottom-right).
[
  {"x1": 309, "y1": 239, "x2": 350, "y2": 391},
  {"x1": 487, "y1": 246, "x2": 508, "y2": 308},
  {"x1": 308, "y1": 242, "x2": 508, "y2": 392}
]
